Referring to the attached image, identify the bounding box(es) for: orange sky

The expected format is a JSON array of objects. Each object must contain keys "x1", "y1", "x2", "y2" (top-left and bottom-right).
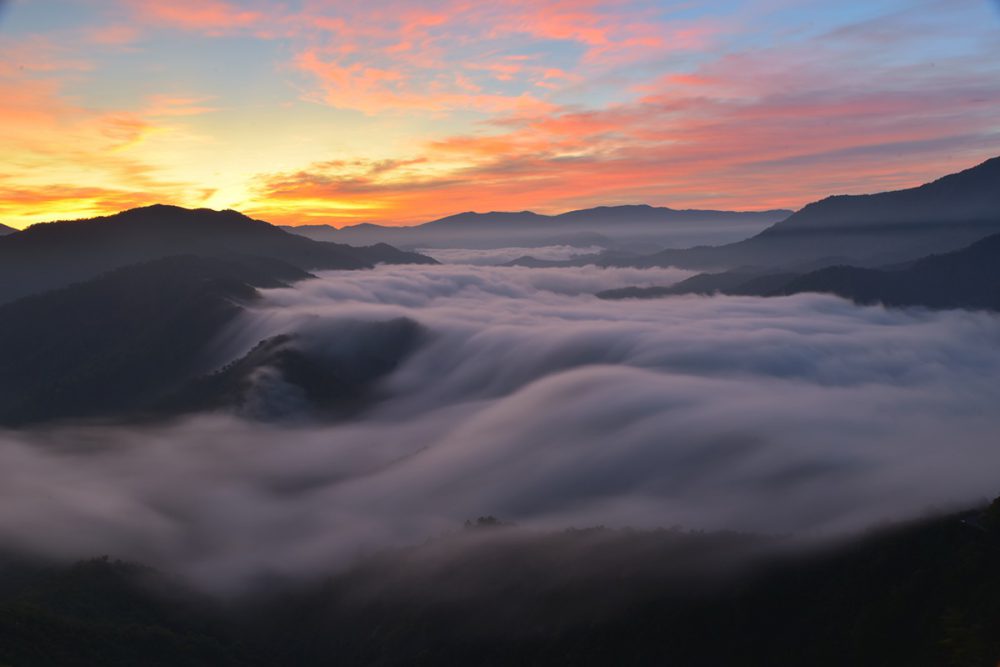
[{"x1": 1, "y1": 0, "x2": 998, "y2": 229}]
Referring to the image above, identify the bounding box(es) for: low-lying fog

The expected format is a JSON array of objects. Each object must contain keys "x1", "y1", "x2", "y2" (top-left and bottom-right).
[{"x1": 2, "y1": 261, "x2": 1000, "y2": 589}]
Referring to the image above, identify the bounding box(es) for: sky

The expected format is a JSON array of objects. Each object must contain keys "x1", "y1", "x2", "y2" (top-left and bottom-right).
[{"x1": 1, "y1": 0, "x2": 998, "y2": 229}]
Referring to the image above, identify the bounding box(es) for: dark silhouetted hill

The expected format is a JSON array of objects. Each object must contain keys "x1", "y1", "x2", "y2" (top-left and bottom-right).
[
  {"x1": 0, "y1": 205, "x2": 435, "y2": 304},
  {"x1": 0, "y1": 253, "x2": 429, "y2": 426},
  {"x1": 160, "y1": 318, "x2": 425, "y2": 421},
  {"x1": 773, "y1": 231, "x2": 1000, "y2": 309},
  {"x1": 0, "y1": 222, "x2": 15, "y2": 236},
  {"x1": 0, "y1": 255, "x2": 313, "y2": 426},
  {"x1": 600, "y1": 231, "x2": 1000, "y2": 311}
]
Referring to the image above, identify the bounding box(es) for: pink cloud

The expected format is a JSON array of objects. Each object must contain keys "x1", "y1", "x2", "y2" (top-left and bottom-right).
[
  {"x1": 86, "y1": 24, "x2": 141, "y2": 46},
  {"x1": 251, "y1": 28, "x2": 1000, "y2": 224},
  {"x1": 129, "y1": 0, "x2": 267, "y2": 32},
  {"x1": 110, "y1": 0, "x2": 720, "y2": 114}
]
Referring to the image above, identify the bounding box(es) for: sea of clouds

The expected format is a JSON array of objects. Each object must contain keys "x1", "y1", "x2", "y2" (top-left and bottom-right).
[{"x1": 2, "y1": 262, "x2": 1000, "y2": 588}]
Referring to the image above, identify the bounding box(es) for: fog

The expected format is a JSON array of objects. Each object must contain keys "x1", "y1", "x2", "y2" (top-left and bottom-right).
[{"x1": 2, "y1": 262, "x2": 999, "y2": 589}]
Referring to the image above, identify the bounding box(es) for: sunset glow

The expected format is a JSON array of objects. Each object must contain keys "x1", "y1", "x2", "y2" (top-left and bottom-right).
[{"x1": 2, "y1": 0, "x2": 998, "y2": 229}]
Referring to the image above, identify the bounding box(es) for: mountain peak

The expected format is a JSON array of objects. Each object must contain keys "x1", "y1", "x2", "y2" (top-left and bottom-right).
[
  {"x1": 422, "y1": 210, "x2": 546, "y2": 228},
  {"x1": 766, "y1": 154, "x2": 1000, "y2": 235},
  {"x1": 113, "y1": 204, "x2": 255, "y2": 224},
  {"x1": 0, "y1": 204, "x2": 436, "y2": 304}
]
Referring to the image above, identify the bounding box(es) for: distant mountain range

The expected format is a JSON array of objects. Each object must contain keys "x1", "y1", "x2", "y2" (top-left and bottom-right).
[
  {"x1": 0, "y1": 204, "x2": 435, "y2": 304},
  {"x1": 599, "y1": 230, "x2": 1000, "y2": 312},
  {"x1": 0, "y1": 222, "x2": 15, "y2": 236},
  {"x1": 283, "y1": 205, "x2": 793, "y2": 251},
  {"x1": 518, "y1": 157, "x2": 1000, "y2": 271}
]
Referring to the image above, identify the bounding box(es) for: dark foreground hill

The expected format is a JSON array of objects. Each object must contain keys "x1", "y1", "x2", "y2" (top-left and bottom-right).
[
  {"x1": 0, "y1": 204, "x2": 435, "y2": 304},
  {"x1": 0, "y1": 255, "x2": 305, "y2": 426},
  {"x1": 0, "y1": 222, "x2": 15, "y2": 236},
  {"x1": 3, "y1": 501, "x2": 1000, "y2": 666},
  {"x1": 600, "y1": 231, "x2": 1000, "y2": 311},
  {"x1": 0, "y1": 255, "x2": 423, "y2": 426},
  {"x1": 772, "y1": 232, "x2": 1000, "y2": 309},
  {"x1": 523, "y1": 156, "x2": 1000, "y2": 271}
]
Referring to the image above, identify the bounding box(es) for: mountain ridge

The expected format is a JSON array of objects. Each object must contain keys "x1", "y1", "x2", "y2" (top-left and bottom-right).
[
  {"x1": 516, "y1": 156, "x2": 1000, "y2": 271},
  {"x1": 283, "y1": 204, "x2": 794, "y2": 251},
  {"x1": 0, "y1": 254, "x2": 312, "y2": 426},
  {"x1": 0, "y1": 204, "x2": 436, "y2": 304},
  {"x1": 598, "y1": 229, "x2": 1000, "y2": 311},
  {"x1": 292, "y1": 204, "x2": 794, "y2": 232}
]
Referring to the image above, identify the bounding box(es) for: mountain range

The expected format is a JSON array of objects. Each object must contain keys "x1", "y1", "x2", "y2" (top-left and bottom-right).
[
  {"x1": 518, "y1": 156, "x2": 1000, "y2": 271},
  {"x1": 0, "y1": 205, "x2": 435, "y2": 305},
  {"x1": 599, "y1": 230, "x2": 1000, "y2": 311},
  {"x1": 284, "y1": 205, "x2": 792, "y2": 251},
  {"x1": 0, "y1": 222, "x2": 15, "y2": 236}
]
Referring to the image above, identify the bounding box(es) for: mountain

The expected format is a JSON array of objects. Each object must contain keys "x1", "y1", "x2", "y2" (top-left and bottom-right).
[
  {"x1": 0, "y1": 204, "x2": 435, "y2": 304},
  {"x1": 284, "y1": 205, "x2": 793, "y2": 252},
  {"x1": 773, "y1": 231, "x2": 1000, "y2": 310},
  {"x1": 159, "y1": 318, "x2": 424, "y2": 422},
  {"x1": 0, "y1": 254, "x2": 426, "y2": 426},
  {"x1": 598, "y1": 269, "x2": 800, "y2": 300},
  {"x1": 528, "y1": 157, "x2": 1000, "y2": 271},
  {"x1": 0, "y1": 255, "x2": 310, "y2": 426},
  {"x1": 599, "y1": 231, "x2": 1000, "y2": 311},
  {"x1": 0, "y1": 222, "x2": 15, "y2": 236}
]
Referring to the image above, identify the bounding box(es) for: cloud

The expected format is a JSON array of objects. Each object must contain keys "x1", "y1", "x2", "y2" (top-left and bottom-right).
[
  {"x1": 114, "y1": 0, "x2": 706, "y2": 116},
  {"x1": 1, "y1": 264, "x2": 999, "y2": 590},
  {"x1": 4, "y1": 0, "x2": 999, "y2": 226},
  {"x1": 0, "y1": 38, "x2": 218, "y2": 228},
  {"x1": 125, "y1": 0, "x2": 269, "y2": 33},
  {"x1": 245, "y1": 1, "x2": 1000, "y2": 223}
]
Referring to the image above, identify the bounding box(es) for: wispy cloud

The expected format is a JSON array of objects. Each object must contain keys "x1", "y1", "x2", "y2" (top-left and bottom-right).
[{"x1": 247, "y1": 1, "x2": 1000, "y2": 223}]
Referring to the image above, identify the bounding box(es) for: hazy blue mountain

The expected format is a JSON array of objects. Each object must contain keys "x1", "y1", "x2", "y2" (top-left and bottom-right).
[
  {"x1": 528, "y1": 157, "x2": 1000, "y2": 271},
  {"x1": 600, "y1": 231, "x2": 1000, "y2": 311},
  {"x1": 0, "y1": 204, "x2": 435, "y2": 304},
  {"x1": 283, "y1": 205, "x2": 792, "y2": 251}
]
